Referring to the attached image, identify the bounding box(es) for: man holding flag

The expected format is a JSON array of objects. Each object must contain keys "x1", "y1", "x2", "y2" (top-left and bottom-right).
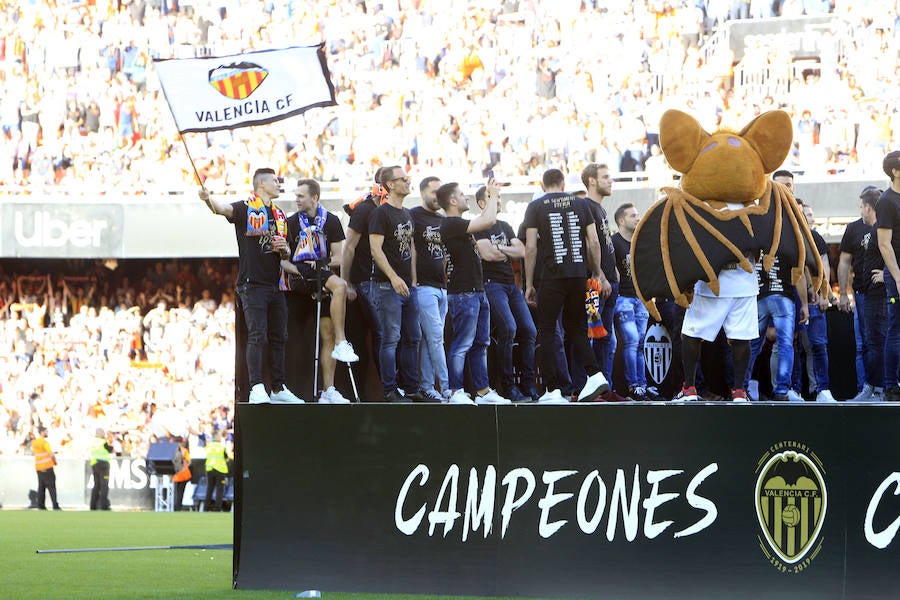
[
  {"x1": 200, "y1": 169, "x2": 303, "y2": 404},
  {"x1": 157, "y1": 44, "x2": 336, "y2": 404}
]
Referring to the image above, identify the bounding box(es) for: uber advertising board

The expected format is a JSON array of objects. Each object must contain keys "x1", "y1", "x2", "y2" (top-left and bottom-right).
[
  {"x1": 2, "y1": 202, "x2": 124, "y2": 258},
  {"x1": 234, "y1": 405, "x2": 900, "y2": 599}
]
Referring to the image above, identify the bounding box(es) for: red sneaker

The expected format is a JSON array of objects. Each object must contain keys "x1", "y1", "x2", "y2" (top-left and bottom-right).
[
  {"x1": 673, "y1": 385, "x2": 698, "y2": 402},
  {"x1": 731, "y1": 388, "x2": 749, "y2": 402}
]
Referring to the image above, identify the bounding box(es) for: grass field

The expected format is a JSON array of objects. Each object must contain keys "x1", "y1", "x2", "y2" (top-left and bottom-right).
[{"x1": 2, "y1": 511, "x2": 547, "y2": 600}]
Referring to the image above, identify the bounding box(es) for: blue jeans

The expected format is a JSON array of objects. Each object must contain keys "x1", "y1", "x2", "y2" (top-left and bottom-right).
[
  {"x1": 485, "y1": 281, "x2": 536, "y2": 390},
  {"x1": 374, "y1": 282, "x2": 421, "y2": 393},
  {"x1": 806, "y1": 303, "x2": 830, "y2": 392},
  {"x1": 356, "y1": 280, "x2": 383, "y2": 372},
  {"x1": 614, "y1": 295, "x2": 649, "y2": 387},
  {"x1": 864, "y1": 290, "x2": 887, "y2": 389},
  {"x1": 415, "y1": 285, "x2": 448, "y2": 394},
  {"x1": 236, "y1": 283, "x2": 287, "y2": 390},
  {"x1": 885, "y1": 270, "x2": 900, "y2": 389},
  {"x1": 448, "y1": 292, "x2": 491, "y2": 391},
  {"x1": 746, "y1": 294, "x2": 795, "y2": 395},
  {"x1": 853, "y1": 291, "x2": 867, "y2": 389}
]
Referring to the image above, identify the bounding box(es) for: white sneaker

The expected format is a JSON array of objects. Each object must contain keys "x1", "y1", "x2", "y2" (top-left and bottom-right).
[
  {"x1": 448, "y1": 389, "x2": 475, "y2": 405},
  {"x1": 577, "y1": 371, "x2": 610, "y2": 402},
  {"x1": 851, "y1": 384, "x2": 874, "y2": 402},
  {"x1": 249, "y1": 383, "x2": 270, "y2": 404},
  {"x1": 475, "y1": 389, "x2": 512, "y2": 405},
  {"x1": 319, "y1": 386, "x2": 350, "y2": 404},
  {"x1": 538, "y1": 389, "x2": 569, "y2": 404},
  {"x1": 270, "y1": 385, "x2": 304, "y2": 404},
  {"x1": 815, "y1": 389, "x2": 838, "y2": 403},
  {"x1": 786, "y1": 389, "x2": 804, "y2": 403},
  {"x1": 331, "y1": 340, "x2": 359, "y2": 363}
]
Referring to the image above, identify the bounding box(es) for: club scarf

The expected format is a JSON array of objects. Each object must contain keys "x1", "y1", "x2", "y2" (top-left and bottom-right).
[
  {"x1": 278, "y1": 205, "x2": 329, "y2": 292},
  {"x1": 245, "y1": 193, "x2": 286, "y2": 238}
]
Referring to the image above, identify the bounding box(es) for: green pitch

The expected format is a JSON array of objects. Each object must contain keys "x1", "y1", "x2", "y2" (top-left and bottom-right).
[{"x1": 2, "y1": 511, "x2": 560, "y2": 600}]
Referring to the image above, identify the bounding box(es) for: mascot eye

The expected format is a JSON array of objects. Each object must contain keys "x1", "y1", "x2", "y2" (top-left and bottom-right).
[
  {"x1": 727, "y1": 137, "x2": 741, "y2": 147},
  {"x1": 700, "y1": 141, "x2": 718, "y2": 154}
]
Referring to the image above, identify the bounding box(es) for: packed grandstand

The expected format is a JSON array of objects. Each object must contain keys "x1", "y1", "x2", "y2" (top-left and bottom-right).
[{"x1": 1, "y1": 0, "x2": 899, "y2": 462}]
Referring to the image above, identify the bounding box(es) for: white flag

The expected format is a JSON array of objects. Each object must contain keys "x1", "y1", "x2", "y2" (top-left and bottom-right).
[{"x1": 153, "y1": 44, "x2": 336, "y2": 134}]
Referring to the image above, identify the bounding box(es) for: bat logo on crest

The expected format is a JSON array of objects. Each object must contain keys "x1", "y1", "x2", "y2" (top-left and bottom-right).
[
  {"x1": 755, "y1": 445, "x2": 827, "y2": 572},
  {"x1": 208, "y1": 62, "x2": 268, "y2": 100}
]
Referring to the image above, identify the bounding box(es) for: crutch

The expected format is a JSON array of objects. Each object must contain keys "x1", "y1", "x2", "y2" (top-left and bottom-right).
[{"x1": 313, "y1": 258, "x2": 360, "y2": 402}]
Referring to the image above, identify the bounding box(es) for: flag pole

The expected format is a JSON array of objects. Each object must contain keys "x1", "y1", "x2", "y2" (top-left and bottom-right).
[{"x1": 180, "y1": 134, "x2": 215, "y2": 214}]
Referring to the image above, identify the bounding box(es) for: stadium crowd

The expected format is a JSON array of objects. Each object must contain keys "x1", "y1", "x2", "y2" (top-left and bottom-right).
[
  {"x1": 0, "y1": 0, "x2": 897, "y2": 193},
  {"x1": 0, "y1": 259, "x2": 238, "y2": 460}
]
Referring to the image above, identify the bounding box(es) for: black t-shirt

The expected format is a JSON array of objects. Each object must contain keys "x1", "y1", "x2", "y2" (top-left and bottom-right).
[
  {"x1": 876, "y1": 187, "x2": 900, "y2": 258},
  {"x1": 286, "y1": 210, "x2": 345, "y2": 262},
  {"x1": 522, "y1": 192, "x2": 594, "y2": 280},
  {"x1": 810, "y1": 229, "x2": 828, "y2": 257},
  {"x1": 839, "y1": 218, "x2": 870, "y2": 293},
  {"x1": 474, "y1": 220, "x2": 516, "y2": 285},
  {"x1": 612, "y1": 232, "x2": 635, "y2": 297},
  {"x1": 227, "y1": 200, "x2": 283, "y2": 286},
  {"x1": 369, "y1": 202, "x2": 414, "y2": 285},
  {"x1": 346, "y1": 198, "x2": 378, "y2": 285},
  {"x1": 863, "y1": 223, "x2": 885, "y2": 296},
  {"x1": 755, "y1": 253, "x2": 794, "y2": 298},
  {"x1": 440, "y1": 216, "x2": 484, "y2": 293},
  {"x1": 586, "y1": 199, "x2": 619, "y2": 283},
  {"x1": 410, "y1": 206, "x2": 446, "y2": 289}
]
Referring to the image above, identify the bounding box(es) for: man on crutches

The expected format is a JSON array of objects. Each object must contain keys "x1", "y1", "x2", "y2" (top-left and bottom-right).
[{"x1": 282, "y1": 178, "x2": 359, "y2": 403}]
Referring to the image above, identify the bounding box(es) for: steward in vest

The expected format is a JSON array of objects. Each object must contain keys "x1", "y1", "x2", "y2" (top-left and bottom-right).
[
  {"x1": 32, "y1": 426, "x2": 61, "y2": 510},
  {"x1": 89, "y1": 428, "x2": 113, "y2": 510},
  {"x1": 204, "y1": 432, "x2": 231, "y2": 512}
]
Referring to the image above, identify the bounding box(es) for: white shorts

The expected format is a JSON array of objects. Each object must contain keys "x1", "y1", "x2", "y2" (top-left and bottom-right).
[{"x1": 682, "y1": 295, "x2": 758, "y2": 342}]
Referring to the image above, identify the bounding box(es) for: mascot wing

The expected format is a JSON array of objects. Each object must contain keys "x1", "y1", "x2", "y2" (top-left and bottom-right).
[
  {"x1": 632, "y1": 181, "x2": 827, "y2": 321},
  {"x1": 631, "y1": 188, "x2": 757, "y2": 321}
]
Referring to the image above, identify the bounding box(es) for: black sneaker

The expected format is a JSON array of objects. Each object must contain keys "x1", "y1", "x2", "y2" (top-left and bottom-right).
[
  {"x1": 505, "y1": 386, "x2": 530, "y2": 402},
  {"x1": 383, "y1": 389, "x2": 405, "y2": 403},
  {"x1": 519, "y1": 386, "x2": 541, "y2": 402},
  {"x1": 405, "y1": 390, "x2": 430, "y2": 403},
  {"x1": 886, "y1": 386, "x2": 900, "y2": 402}
]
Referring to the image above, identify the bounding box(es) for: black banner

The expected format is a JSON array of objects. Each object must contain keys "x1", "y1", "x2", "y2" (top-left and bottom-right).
[{"x1": 234, "y1": 405, "x2": 900, "y2": 599}]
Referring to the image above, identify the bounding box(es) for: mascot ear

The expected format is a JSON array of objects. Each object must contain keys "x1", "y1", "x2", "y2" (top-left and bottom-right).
[
  {"x1": 659, "y1": 109, "x2": 710, "y2": 174},
  {"x1": 740, "y1": 110, "x2": 793, "y2": 173}
]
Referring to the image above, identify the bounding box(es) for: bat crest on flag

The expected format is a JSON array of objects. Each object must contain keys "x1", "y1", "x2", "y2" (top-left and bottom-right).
[{"x1": 209, "y1": 62, "x2": 268, "y2": 100}]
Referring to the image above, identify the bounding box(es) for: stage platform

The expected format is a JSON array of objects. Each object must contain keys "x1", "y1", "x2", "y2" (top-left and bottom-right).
[{"x1": 233, "y1": 402, "x2": 900, "y2": 599}]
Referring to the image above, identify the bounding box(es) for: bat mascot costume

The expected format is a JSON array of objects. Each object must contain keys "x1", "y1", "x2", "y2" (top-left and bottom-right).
[{"x1": 631, "y1": 109, "x2": 827, "y2": 400}]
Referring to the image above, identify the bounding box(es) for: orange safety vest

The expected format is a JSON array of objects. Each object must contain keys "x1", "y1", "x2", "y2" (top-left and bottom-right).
[{"x1": 32, "y1": 436, "x2": 55, "y2": 471}]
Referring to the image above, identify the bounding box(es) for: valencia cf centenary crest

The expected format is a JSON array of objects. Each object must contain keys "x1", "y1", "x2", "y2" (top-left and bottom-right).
[
  {"x1": 755, "y1": 442, "x2": 827, "y2": 573},
  {"x1": 208, "y1": 62, "x2": 268, "y2": 100}
]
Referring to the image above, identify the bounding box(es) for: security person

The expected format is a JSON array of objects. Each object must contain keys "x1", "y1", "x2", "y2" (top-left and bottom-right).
[
  {"x1": 32, "y1": 426, "x2": 61, "y2": 510},
  {"x1": 89, "y1": 428, "x2": 113, "y2": 510},
  {"x1": 204, "y1": 431, "x2": 231, "y2": 512}
]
